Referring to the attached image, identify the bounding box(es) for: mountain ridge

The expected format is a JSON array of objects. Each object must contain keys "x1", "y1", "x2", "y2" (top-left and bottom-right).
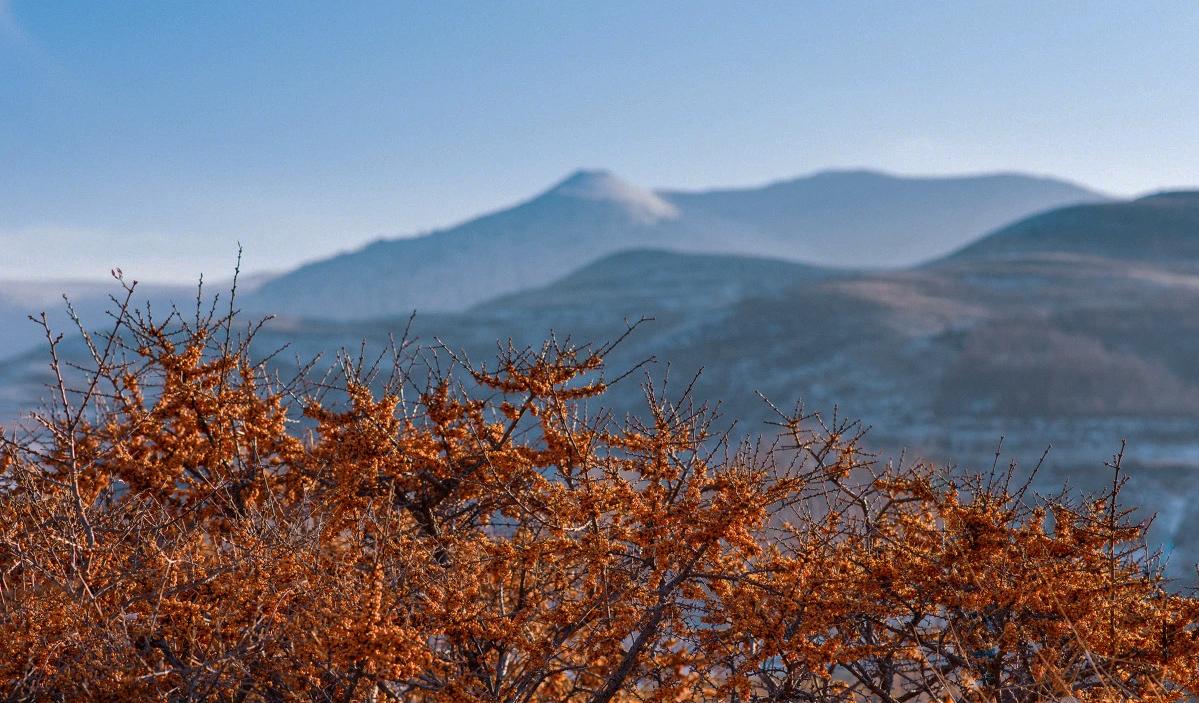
[
  {"x1": 944, "y1": 190, "x2": 1199, "y2": 264},
  {"x1": 245, "y1": 168, "x2": 1104, "y2": 320}
]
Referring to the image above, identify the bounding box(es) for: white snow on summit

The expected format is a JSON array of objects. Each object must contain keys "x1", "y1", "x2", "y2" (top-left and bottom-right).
[{"x1": 546, "y1": 170, "x2": 679, "y2": 222}]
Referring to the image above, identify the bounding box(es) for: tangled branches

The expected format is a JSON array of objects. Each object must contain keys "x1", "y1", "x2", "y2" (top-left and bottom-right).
[{"x1": 0, "y1": 278, "x2": 1195, "y2": 702}]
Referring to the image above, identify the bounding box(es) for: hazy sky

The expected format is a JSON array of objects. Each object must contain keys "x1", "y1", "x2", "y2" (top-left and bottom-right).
[{"x1": 3, "y1": 1, "x2": 1198, "y2": 282}]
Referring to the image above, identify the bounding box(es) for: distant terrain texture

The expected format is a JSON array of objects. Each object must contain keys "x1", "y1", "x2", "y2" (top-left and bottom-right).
[{"x1": 8, "y1": 170, "x2": 1199, "y2": 576}]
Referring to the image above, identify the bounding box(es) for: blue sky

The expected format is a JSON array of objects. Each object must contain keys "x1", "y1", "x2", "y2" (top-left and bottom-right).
[{"x1": 3, "y1": 1, "x2": 1198, "y2": 282}]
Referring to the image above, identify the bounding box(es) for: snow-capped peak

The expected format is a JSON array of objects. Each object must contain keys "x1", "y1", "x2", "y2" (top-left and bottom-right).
[{"x1": 545, "y1": 169, "x2": 679, "y2": 222}]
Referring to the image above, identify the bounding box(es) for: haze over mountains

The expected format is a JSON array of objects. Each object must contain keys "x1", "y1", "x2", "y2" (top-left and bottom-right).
[
  {"x1": 0, "y1": 274, "x2": 271, "y2": 360},
  {"x1": 6, "y1": 168, "x2": 1199, "y2": 574},
  {"x1": 0, "y1": 280, "x2": 194, "y2": 360},
  {"x1": 244, "y1": 169, "x2": 1103, "y2": 319}
]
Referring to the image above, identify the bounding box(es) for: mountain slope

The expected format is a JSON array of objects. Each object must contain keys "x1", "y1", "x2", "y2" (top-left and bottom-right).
[
  {"x1": 245, "y1": 169, "x2": 1103, "y2": 320},
  {"x1": 473, "y1": 249, "x2": 834, "y2": 318},
  {"x1": 244, "y1": 171, "x2": 760, "y2": 319},
  {"x1": 945, "y1": 191, "x2": 1199, "y2": 264}
]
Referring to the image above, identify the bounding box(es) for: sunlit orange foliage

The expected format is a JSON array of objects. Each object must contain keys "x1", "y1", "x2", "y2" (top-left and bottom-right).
[{"x1": 0, "y1": 278, "x2": 1196, "y2": 702}]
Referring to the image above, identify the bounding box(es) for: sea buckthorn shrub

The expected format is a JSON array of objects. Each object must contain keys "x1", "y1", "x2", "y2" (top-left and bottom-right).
[{"x1": 0, "y1": 280, "x2": 1195, "y2": 702}]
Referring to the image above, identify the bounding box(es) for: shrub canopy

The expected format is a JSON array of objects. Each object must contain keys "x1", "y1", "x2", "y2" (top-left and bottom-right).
[{"x1": 0, "y1": 281, "x2": 1196, "y2": 701}]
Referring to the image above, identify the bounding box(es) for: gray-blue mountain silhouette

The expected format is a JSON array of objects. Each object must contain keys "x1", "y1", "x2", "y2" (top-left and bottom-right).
[
  {"x1": 245, "y1": 169, "x2": 1102, "y2": 319},
  {"x1": 947, "y1": 191, "x2": 1199, "y2": 263}
]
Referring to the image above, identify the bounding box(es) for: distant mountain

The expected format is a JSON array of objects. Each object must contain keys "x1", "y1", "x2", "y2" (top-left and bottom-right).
[
  {"x1": 243, "y1": 171, "x2": 737, "y2": 320},
  {"x1": 660, "y1": 169, "x2": 1105, "y2": 267},
  {"x1": 245, "y1": 169, "x2": 1103, "y2": 320},
  {"x1": 946, "y1": 191, "x2": 1199, "y2": 263}
]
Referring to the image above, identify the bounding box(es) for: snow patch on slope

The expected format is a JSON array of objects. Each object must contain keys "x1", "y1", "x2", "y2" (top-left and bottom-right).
[{"x1": 547, "y1": 170, "x2": 679, "y2": 222}]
